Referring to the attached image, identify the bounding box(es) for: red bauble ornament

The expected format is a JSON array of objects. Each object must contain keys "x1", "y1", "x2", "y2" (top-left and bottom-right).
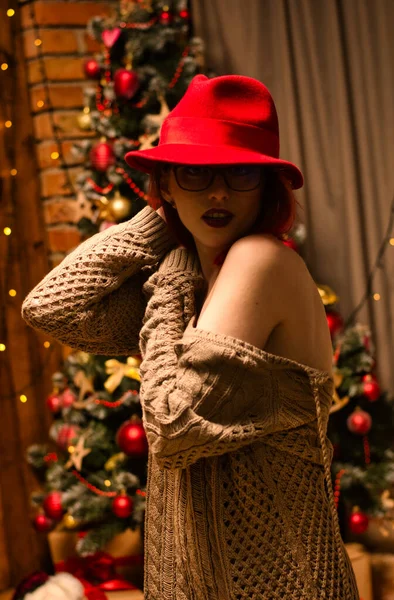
[
  {"x1": 43, "y1": 491, "x2": 64, "y2": 521},
  {"x1": 349, "y1": 510, "x2": 369, "y2": 534},
  {"x1": 84, "y1": 58, "x2": 101, "y2": 80},
  {"x1": 33, "y1": 513, "x2": 55, "y2": 532},
  {"x1": 57, "y1": 424, "x2": 80, "y2": 450},
  {"x1": 326, "y1": 310, "x2": 344, "y2": 339},
  {"x1": 179, "y1": 9, "x2": 190, "y2": 19},
  {"x1": 282, "y1": 237, "x2": 299, "y2": 252},
  {"x1": 90, "y1": 141, "x2": 115, "y2": 172},
  {"x1": 362, "y1": 375, "x2": 381, "y2": 402},
  {"x1": 114, "y1": 69, "x2": 140, "y2": 100},
  {"x1": 61, "y1": 388, "x2": 77, "y2": 408},
  {"x1": 160, "y1": 10, "x2": 173, "y2": 24},
  {"x1": 46, "y1": 393, "x2": 62, "y2": 414},
  {"x1": 116, "y1": 421, "x2": 148, "y2": 457},
  {"x1": 112, "y1": 494, "x2": 133, "y2": 518},
  {"x1": 347, "y1": 408, "x2": 372, "y2": 435}
]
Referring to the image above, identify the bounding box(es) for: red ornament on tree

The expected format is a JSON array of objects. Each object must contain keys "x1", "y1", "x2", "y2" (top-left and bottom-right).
[
  {"x1": 43, "y1": 491, "x2": 64, "y2": 521},
  {"x1": 33, "y1": 513, "x2": 55, "y2": 532},
  {"x1": 102, "y1": 28, "x2": 121, "y2": 48},
  {"x1": 57, "y1": 424, "x2": 80, "y2": 450},
  {"x1": 89, "y1": 141, "x2": 115, "y2": 172},
  {"x1": 362, "y1": 375, "x2": 381, "y2": 402},
  {"x1": 112, "y1": 494, "x2": 133, "y2": 518},
  {"x1": 347, "y1": 408, "x2": 372, "y2": 435},
  {"x1": 114, "y1": 69, "x2": 140, "y2": 100},
  {"x1": 46, "y1": 393, "x2": 62, "y2": 414},
  {"x1": 116, "y1": 420, "x2": 148, "y2": 457},
  {"x1": 326, "y1": 310, "x2": 344, "y2": 339},
  {"x1": 179, "y1": 9, "x2": 190, "y2": 19},
  {"x1": 61, "y1": 388, "x2": 77, "y2": 408},
  {"x1": 84, "y1": 58, "x2": 101, "y2": 80},
  {"x1": 160, "y1": 10, "x2": 173, "y2": 24},
  {"x1": 349, "y1": 510, "x2": 369, "y2": 534}
]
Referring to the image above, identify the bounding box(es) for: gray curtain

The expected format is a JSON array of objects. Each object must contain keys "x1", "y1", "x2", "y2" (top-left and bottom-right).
[{"x1": 192, "y1": 0, "x2": 394, "y2": 392}]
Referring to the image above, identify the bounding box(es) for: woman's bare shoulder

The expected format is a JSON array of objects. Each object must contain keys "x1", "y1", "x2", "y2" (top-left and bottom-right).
[
  {"x1": 225, "y1": 233, "x2": 333, "y2": 373},
  {"x1": 228, "y1": 231, "x2": 310, "y2": 282}
]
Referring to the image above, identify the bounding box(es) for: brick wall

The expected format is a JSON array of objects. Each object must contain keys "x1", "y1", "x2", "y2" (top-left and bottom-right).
[{"x1": 21, "y1": 0, "x2": 115, "y2": 266}]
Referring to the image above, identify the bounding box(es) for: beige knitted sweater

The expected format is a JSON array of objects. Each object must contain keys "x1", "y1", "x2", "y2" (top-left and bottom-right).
[{"x1": 22, "y1": 206, "x2": 359, "y2": 600}]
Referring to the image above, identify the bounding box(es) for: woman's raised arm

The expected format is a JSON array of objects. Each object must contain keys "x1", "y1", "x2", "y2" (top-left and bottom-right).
[{"x1": 21, "y1": 205, "x2": 176, "y2": 355}]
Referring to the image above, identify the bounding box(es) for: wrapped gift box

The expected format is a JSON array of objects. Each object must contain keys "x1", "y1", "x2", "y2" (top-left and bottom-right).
[{"x1": 49, "y1": 526, "x2": 143, "y2": 591}]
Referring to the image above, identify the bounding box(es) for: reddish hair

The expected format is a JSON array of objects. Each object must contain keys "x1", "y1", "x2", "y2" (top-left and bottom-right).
[{"x1": 146, "y1": 165, "x2": 299, "y2": 251}]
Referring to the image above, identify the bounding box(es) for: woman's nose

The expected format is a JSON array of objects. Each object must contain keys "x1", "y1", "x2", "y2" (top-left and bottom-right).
[{"x1": 207, "y1": 173, "x2": 230, "y2": 199}]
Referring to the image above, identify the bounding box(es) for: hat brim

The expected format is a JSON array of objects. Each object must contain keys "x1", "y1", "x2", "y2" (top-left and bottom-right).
[{"x1": 124, "y1": 144, "x2": 303, "y2": 189}]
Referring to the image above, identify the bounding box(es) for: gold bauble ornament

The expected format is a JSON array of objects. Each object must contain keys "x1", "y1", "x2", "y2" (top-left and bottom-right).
[
  {"x1": 77, "y1": 107, "x2": 92, "y2": 131},
  {"x1": 108, "y1": 190, "x2": 133, "y2": 220},
  {"x1": 62, "y1": 513, "x2": 79, "y2": 529},
  {"x1": 317, "y1": 284, "x2": 339, "y2": 306}
]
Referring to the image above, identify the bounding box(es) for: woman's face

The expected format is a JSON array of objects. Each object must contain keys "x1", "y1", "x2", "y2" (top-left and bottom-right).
[{"x1": 161, "y1": 165, "x2": 265, "y2": 251}]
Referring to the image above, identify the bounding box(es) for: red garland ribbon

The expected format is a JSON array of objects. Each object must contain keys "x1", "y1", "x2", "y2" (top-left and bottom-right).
[{"x1": 55, "y1": 550, "x2": 144, "y2": 597}]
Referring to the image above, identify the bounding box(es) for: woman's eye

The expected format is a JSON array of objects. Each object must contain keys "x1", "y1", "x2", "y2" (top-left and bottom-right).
[
  {"x1": 229, "y1": 166, "x2": 251, "y2": 176},
  {"x1": 184, "y1": 167, "x2": 207, "y2": 176}
]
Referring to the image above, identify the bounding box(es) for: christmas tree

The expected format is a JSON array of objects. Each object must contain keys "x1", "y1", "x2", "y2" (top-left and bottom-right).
[
  {"x1": 329, "y1": 322, "x2": 394, "y2": 541},
  {"x1": 284, "y1": 232, "x2": 394, "y2": 543},
  {"x1": 73, "y1": 0, "x2": 206, "y2": 237},
  {"x1": 28, "y1": 351, "x2": 147, "y2": 555},
  {"x1": 26, "y1": 0, "x2": 207, "y2": 562}
]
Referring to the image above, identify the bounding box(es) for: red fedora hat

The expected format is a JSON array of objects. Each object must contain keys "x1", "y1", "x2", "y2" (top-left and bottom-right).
[{"x1": 125, "y1": 74, "x2": 303, "y2": 189}]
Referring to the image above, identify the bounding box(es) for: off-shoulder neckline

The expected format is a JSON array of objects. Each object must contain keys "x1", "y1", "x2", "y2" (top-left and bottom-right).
[{"x1": 183, "y1": 321, "x2": 333, "y2": 384}]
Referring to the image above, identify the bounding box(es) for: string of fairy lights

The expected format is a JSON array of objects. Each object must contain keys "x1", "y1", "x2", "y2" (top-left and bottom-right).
[
  {"x1": 1, "y1": 1, "x2": 394, "y2": 405},
  {"x1": 1, "y1": 2, "x2": 66, "y2": 404}
]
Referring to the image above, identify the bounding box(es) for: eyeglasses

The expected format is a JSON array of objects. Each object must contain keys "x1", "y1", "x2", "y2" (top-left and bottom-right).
[{"x1": 172, "y1": 165, "x2": 263, "y2": 192}]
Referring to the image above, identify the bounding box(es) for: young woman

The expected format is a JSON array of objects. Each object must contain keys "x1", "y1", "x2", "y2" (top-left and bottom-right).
[{"x1": 22, "y1": 75, "x2": 359, "y2": 599}]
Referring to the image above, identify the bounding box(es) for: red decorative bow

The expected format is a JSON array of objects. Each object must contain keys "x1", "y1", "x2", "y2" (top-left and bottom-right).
[{"x1": 55, "y1": 550, "x2": 144, "y2": 598}]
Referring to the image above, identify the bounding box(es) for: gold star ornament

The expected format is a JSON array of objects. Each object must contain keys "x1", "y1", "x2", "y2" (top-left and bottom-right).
[{"x1": 65, "y1": 432, "x2": 92, "y2": 471}]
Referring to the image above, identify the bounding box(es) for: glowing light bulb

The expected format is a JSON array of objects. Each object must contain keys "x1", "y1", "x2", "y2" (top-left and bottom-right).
[
  {"x1": 20, "y1": 395, "x2": 27, "y2": 403},
  {"x1": 7, "y1": 9, "x2": 15, "y2": 17},
  {"x1": 51, "y1": 151, "x2": 59, "y2": 160},
  {"x1": 43, "y1": 341, "x2": 51, "y2": 348},
  {"x1": 390, "y1": 238, "x2": 394, "y2": 246},
  {"x1": 34, "y1": 39, "x2": 42, "y2": 47},
  {"x1": 0, "y1": 343, "x2": 6, "y2": 351},
  {"x1": 9, "y1": 289, "x2": 17, "y2": 297},
  {"x1": 37, "y1": 100, "x2": 44, "y2": 108},
  {"x1": 3, "y1": 227, "x2": 11, "y2": 235},
  {"x1": 104, "y1": 480, "x2": 112, "y2": 487},
  {"x1": 1, "y1": 63, "x2": 8, "y2": 70},
  {"x1": 10, "y1": 168, "x2": 17, "y2": 176},
  {"x1": 5, "y1": 120, "x2": 12, "y2": 128},
  {"x1": 373, "y1": 293, "x2": 381, "y2": 301}
]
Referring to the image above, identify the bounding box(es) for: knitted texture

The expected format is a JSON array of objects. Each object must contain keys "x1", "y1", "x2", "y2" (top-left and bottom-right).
[
  {"x1": 21, "y1": 206, "x2": 176, "y2": 354},
  {"x1": 140, "y1": 247, "x2": 359, "y2": 599},
  {"x1": 22, "y1": 210, "x2": 360, "y2": 599}
]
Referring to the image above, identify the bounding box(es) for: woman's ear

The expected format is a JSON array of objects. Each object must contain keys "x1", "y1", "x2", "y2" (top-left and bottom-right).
[{"x1": 159, "y1": 168, "x2": 173, "y2": 204}]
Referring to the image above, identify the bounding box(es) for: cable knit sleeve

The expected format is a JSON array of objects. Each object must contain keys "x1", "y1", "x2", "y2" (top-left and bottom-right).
[
  {"x1": 139, "y1": 247, "x2": 333, "y2": 470},
  {"x1": 21, "y1": 206, "x2": 176, "y2": 355}
]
